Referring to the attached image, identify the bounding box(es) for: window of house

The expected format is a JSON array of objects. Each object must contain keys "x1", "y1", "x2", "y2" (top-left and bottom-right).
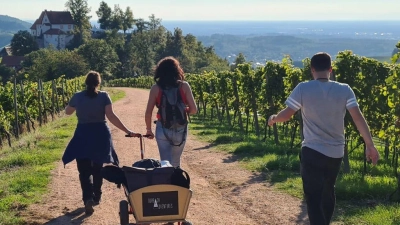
[
  {"x1": 68, "y1": 24, "x2": 71, "y2": 29},
  {"x1": 61, "y1": 25, "x2": 64, "y2": 29}
]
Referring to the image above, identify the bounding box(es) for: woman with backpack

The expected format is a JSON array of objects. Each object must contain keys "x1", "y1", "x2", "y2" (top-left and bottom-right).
[
  {"x1": 145, "y1": 56, "x2": 197, "y2": 167},
  {"x1": 62, "y1": 71, "x2": 137, "y2": 215}
]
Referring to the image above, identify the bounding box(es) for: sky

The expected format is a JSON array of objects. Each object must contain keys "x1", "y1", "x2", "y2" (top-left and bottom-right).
[{"x1": 1, "y1": 0, "x2": 399, "y2": 22}]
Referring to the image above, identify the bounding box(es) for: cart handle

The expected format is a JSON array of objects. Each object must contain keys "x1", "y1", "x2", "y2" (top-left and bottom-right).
[
  {"x1": 124, "y1": 134, "x2": 151, "y2": 160},
  {"x1": 125, "y1": 134, "x2": 152, "y2": 138}
]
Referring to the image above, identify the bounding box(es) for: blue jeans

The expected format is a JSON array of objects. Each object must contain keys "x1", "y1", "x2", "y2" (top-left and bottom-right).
[{"x1": 155, "y1": 121, "x2": 187, "y2": 167}]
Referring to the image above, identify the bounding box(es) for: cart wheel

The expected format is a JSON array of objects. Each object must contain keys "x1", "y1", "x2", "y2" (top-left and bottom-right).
[
  {"x1": 182, "y1": 221, "x2": 193, "y2": 225},
  {"x1": 119, "y1": 200, "x2": 129, "y2": 225}
]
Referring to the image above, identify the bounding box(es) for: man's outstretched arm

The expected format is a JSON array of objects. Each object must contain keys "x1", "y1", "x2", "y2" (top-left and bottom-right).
[
  {"x1": 348, "y1": 106, "x2": 380, "y2": 165},
  {"x1": 268, "y1": 107, "x2": 297, "y2": 126}
]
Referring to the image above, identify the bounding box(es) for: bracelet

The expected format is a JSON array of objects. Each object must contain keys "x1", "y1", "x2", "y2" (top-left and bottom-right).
[{"x1": 146, "y1": 128, "x2": 152, "y2": 131}]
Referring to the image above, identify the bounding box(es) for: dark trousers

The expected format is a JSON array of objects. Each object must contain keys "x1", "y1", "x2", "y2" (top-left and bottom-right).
[
  {"x1": 300, "y1": 147, "x2": 343, "y2": 225},
  {"x1": 76, "y1": 159, "x2": 103, "y2": 203}
]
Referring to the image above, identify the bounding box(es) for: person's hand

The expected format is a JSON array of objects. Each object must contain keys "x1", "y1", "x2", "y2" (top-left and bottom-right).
[
  {"x1": 146, "y1": 129, "x2": 155, "y2": 139},
  {"x1": 127, "y1": 130, "x2": 140, "y2": 137},
  {"x1": 365, "y1": 145, "x2": 380, "y2": 166},
  {"x1": 268, "y1": 115, "x2": 277, "y2": 126}
]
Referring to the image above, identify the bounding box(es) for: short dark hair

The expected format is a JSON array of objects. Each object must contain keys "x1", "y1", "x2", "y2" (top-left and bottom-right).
[
  {"x1": 154, "y1": 56, "x2": 185, "y2": 89},
  {"x1": 310, "y1": 52, "x2": 332, "y2": 72}
]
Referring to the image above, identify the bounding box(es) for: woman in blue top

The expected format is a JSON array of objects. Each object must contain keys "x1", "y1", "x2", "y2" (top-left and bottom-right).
[{"x1": 62, "y1": 71, "x2": 136, "y2": 215}]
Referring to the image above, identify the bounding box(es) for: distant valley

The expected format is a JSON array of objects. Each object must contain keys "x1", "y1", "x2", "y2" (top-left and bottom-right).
[
  {"x1": 196, "y1": 34, "x2": 398, "y2": 64},
  {"x1": 1, "y1": 17, "x2": 398, "y2": 65}
]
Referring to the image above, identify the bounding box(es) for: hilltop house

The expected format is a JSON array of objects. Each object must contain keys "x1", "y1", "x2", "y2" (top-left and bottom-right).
[{"x1": 30, "y1": 10, "x2": 75, "y2": 49}]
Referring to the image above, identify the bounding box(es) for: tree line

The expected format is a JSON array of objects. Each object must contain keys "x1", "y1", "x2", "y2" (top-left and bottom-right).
[{"x1": 0, "y1": 0, "x2": 229, "y2": 83}]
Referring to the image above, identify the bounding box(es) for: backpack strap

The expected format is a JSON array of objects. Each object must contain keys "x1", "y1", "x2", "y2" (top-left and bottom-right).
[
  {"x1": 178, "y1": 83, "x2": 187, "y2": 105},
  {"x1": 156, "y1": 86, "x2": 163, "y2": 107}
]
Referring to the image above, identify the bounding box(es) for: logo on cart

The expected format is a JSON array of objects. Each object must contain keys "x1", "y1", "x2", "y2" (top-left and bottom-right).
[
  {"x1": 148, "y1": 198, "x2": 160, "y2": 208},
  {"x1": 142, "y1": 191, "x2": 179, "y2": 217}
]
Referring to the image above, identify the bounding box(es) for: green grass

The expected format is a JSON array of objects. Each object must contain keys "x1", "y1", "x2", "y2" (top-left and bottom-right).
[
  {"x1": 189, "y1": 114, "x2": 399, "y2": 224},
  {"x1": 0, "y1": 88, "x2": 125, "y2": 225}
]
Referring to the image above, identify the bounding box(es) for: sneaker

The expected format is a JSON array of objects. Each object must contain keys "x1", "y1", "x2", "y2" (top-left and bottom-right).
[
  {"x1": 93, "y1": 194, "x2": 101, "y2": 205},
  {"x1": 93, "y1": 196, "x2": 101, "y2": 205},
  {"x1": 84, "y1": 200, "x2": 95, "y2": 215}
]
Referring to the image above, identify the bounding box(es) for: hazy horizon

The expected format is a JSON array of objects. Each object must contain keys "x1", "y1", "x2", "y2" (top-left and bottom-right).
[{"x1": 1, "y1": 0, "x2": 399, "y2": 21}]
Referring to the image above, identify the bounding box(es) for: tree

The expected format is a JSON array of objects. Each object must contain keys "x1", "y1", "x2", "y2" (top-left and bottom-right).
[
  {"x1": 130, "y1": 31, "x2": 154, "y2": 76},
  {"x1": 122, "y1": 7, "x2": 134, "y2": 34},
  {"x1": 96, "y1": 1, "x2": 112, "y2": 30},
  {"x1": 134, "y1": 18, "x2": 149, "y2": 33},
  {"x1": 391, "y1": 41, "x2": 400, "y2": 64},
  {"x1": 23, "y1": 48, "x2": 89, "y2": 80},
  {"x1": 0, "y1": 64, "x2": 14, "y2": 83},
  {"x1": 110, "y1": 4, "x2": 123, "y2": 31},
  {"x1": 148, "y1": 14, "x2": 162, "y2": 32},
  {"x1": 10, "y1": 30, "x2": 38, "y2": 56},
  {"x1": 65, "y1": 0, "x2": 92, "y2": 47},
  {"x1": 78, "y1": 39, "x2": 120, "y2": 79},
  {"x1": 147, "y1": 14, "x2": 164, "y2": 54},
  {"x1": 231, "y1": 53, "x2": 246, "y2": 71}
]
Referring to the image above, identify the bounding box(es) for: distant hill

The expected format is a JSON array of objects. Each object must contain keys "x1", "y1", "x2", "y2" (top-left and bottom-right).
[
  {"x1": 0, "y1": 15, "x2": 31, "y2": 32},
  {"x1": 197, "y1": 34, "x2": 397, "y2": 63},
  {"x1": 0, "y1": 15, "x2": 32, "y2": 48}
]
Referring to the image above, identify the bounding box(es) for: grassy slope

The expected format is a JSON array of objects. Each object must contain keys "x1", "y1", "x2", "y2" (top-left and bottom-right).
[
  {"x1": 0, "y1": 88, "x2": 125, "y2": 225},
  {"x1": 188, "y1": 115, "x2": 400, "y2": 225}
]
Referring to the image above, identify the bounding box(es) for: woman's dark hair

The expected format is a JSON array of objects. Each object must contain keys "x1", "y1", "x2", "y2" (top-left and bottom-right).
[
  {"x1": 85, "y1": 71, "x2": 101, "y2": 98},
  {"x1": 154, "y1": 57, "x2": 185, "y2": 89}
]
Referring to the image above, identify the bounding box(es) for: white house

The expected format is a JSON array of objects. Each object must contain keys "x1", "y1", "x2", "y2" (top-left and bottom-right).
[{"x1": 30, "y1": 10, "x2": 75, "y2": 49}]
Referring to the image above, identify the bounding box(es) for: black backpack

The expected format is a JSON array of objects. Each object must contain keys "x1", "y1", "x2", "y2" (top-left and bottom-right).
[{"x1": 156, "y1": 84, "x2": 188, "y2": 146}]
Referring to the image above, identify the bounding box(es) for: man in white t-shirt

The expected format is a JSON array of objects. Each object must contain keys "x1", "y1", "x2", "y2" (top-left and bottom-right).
[{"x1": 268, "y1": 52, "x2": 380, "y2": 225}]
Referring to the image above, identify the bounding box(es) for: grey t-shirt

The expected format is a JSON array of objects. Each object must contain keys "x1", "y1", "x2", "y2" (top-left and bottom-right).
[
  {"x1": 69, "y1": 90, "x2": 112, "y2": 124},
  {"x1": 285, "y1": 80, "x2": 359, "y2": 158}
]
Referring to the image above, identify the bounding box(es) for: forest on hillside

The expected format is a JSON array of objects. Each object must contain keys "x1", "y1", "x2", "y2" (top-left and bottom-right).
[{"x1": 0, "y1": 15, "x2": 31, "y2": 32}]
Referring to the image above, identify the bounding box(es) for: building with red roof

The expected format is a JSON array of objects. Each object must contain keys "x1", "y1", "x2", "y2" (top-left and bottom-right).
[
  {"x1": 30, "y1": 10, "x2": 75, "y2": 49},
  {"x1": 0, "y1": 56, "x2": 25, "y2": 71}
]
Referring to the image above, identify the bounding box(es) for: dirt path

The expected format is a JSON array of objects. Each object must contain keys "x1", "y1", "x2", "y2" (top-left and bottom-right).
[{"x1": 24, "y1": 88, "x2": 309, "y2": 225}]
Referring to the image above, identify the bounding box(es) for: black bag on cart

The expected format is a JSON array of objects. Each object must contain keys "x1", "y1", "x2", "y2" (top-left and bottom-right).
[
  {"x1": 101, "y1": 165, "x2": 127, "y2": 186},
  {"x1": 122, "y1": 166, "x2": 175, "y2": 192},
  {"x1": 132, "y1": 158, "x2": 161, "y2": 168},
  {"x1": 122, "y1": 166, "x2": 191, "y2": 192}
]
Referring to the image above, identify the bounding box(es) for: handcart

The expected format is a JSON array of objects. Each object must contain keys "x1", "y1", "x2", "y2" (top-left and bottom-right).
[{"x1": 120, "y1": 134, "x2": 193, "y2": 225}]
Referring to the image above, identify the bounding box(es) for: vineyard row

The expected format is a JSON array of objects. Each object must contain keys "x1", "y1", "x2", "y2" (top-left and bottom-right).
[
  {"x1": 0, "y1": 76, "x2": 86, "y2": 148},
  {"x1": 106, "y1": 51, "x2": 400, "y2": 175}
]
